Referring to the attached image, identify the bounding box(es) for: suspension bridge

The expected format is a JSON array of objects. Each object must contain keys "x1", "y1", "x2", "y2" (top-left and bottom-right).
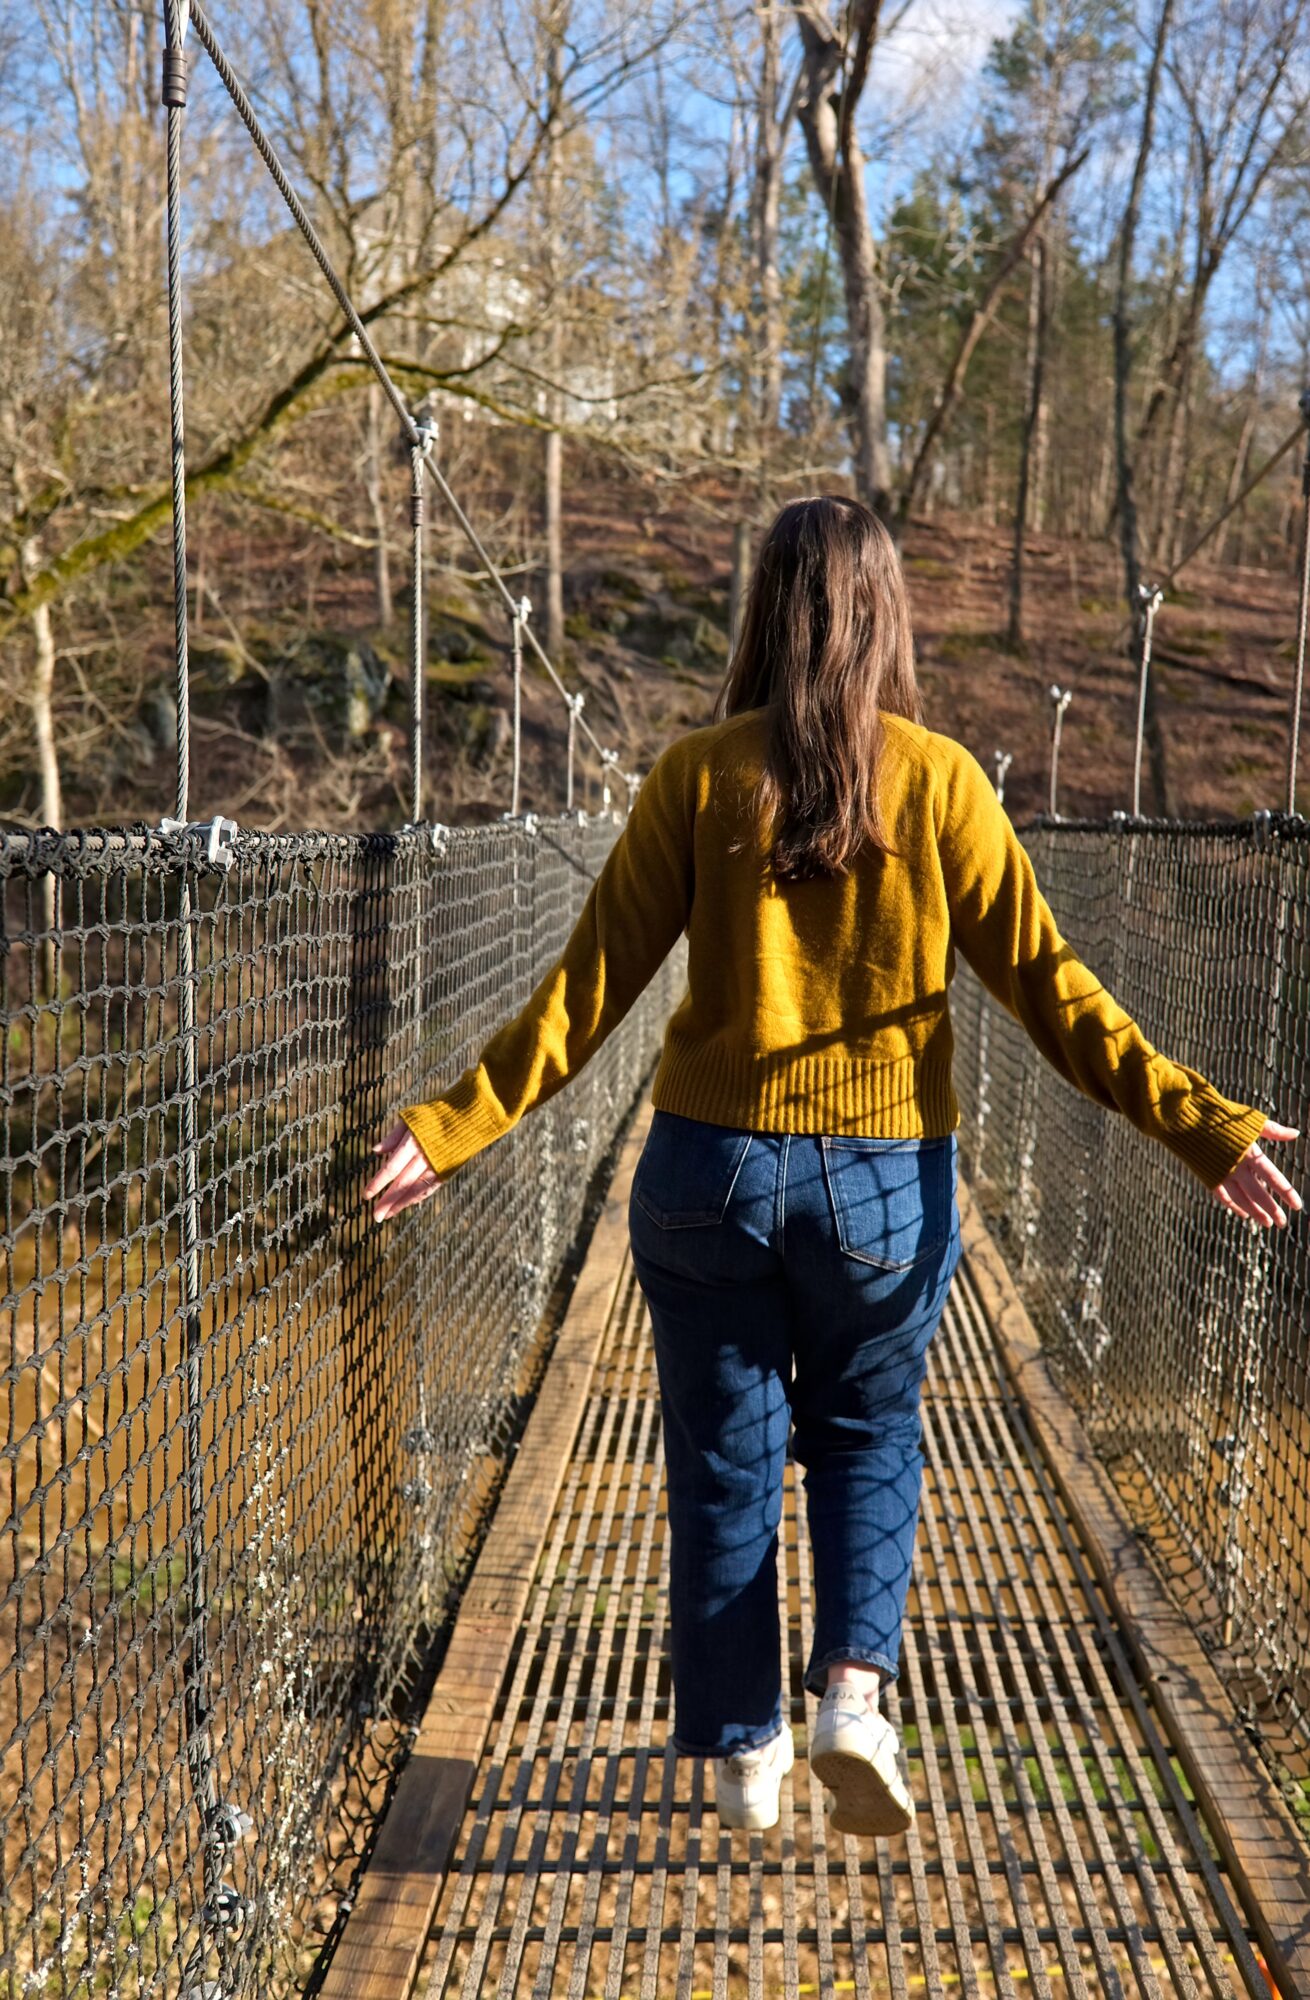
[{"x1": 3, "y1": 6, "x2": 1310, "y2": 1998}]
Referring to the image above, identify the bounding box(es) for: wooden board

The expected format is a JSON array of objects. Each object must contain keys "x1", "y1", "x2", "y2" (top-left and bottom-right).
[
  {"x1": 958, "y1": 1175, "x2": 1310, "y2": 2000},
  {"x1": 320, "y1": 1099, "x2": 653, "y2": 2000}
]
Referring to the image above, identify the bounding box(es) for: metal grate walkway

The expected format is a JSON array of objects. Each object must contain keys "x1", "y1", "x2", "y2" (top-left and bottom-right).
[{"x1": 411, "y1": 1230, "x2": 1275, "y2": 1999}]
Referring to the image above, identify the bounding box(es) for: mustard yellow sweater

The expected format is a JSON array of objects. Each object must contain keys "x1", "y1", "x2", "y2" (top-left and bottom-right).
[{"x1": 400, "y1": 708, "x2": 1265, "y2": 1191}]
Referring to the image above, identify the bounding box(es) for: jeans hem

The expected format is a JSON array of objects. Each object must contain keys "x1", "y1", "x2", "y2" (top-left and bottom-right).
[
  {"x1": 805, "y1": 1646, "x2": 899, "y2": 1698},
  {"x1": 671, "y1": 1718, "x2": 787, "y2": 1759}
]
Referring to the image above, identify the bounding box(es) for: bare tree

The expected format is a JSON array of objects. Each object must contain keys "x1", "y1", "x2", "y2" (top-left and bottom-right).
[{"x1": 794, "y1": 0, "x2": 894, "y2": 514}]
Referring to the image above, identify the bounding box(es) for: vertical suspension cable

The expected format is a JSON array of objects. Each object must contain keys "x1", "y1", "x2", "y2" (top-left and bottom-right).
[
  {"x1": 1132, "y1": 582, "x2": 1163, "y2": 817},
  {"x1": 161, "y1": 6, "x2": 232, "y2": 1984},
  {"x1": 510, "y1": 598, "x2": 530, "y2": 817},
  {"x1": 566, "y1": 693, "x2": 583, "y2": 812},
  {"x1": 1048, "y1": 684, "x2": 1072, "y2": 818},
  {"x1": 409, "y1": 425, "x2": 433, "y2": 825},
  {"x1": 1287, "y1": 389, "x2": 1310, "y2": 817},
  {"x1": 164, "y1": 4, "x2": 190, "y2": 825}
]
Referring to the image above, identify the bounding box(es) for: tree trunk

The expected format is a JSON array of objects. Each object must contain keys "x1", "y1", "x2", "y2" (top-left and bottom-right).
[
  {"x1": 1213, "y1": 305, "x2": 1269, "y2": 566},
  {"x1": 541, "y1": 14, "x2": 568, "y2": 662},
  {"x1": 730, "y1": 519, "x2": 752, "y2": 650},
  {"x1": 32, "y1": 609, "x2": 61, "y2": 831},
  {"x1": 1031, "y1": 234, "x2": 1053, "y2": 531},
  {"x1": 27, "y1": 561, "x2": 61, "y2": 999},
  {"x1": 795, "y1": 15, "x2": 894, "y2": 519},
  {"x1": 1007, "y1": 234, "x2": 1048, "y2": 649},
  {"x1": 544, "y1": 423, "x2": 564, "y2": 660},
  {"x1": 754, "y1": 0, "x2": 785, "y2": 456}
]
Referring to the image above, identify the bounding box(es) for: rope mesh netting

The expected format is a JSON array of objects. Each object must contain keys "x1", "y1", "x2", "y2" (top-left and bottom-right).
[
  {"x1": 954, "y1": 812, "x2": 1310, "y2": 1811},
  {"x1": 0, "y1": 813, "x2": 684, "y2": 1999}
]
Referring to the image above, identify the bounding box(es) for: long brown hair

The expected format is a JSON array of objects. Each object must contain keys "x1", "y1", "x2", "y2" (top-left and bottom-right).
[{"x1": 714, "y1": 494, "x2": 923, "y2": 878}]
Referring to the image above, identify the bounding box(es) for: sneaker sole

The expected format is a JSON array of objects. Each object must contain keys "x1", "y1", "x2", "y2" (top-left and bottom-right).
[{"x1": 810, "y1": 1742, "x2": 913, "y2": 1837}]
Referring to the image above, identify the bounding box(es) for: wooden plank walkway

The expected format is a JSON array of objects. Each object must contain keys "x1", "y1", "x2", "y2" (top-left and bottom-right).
[{"x1": 328, "y1": 1102, "x2": 1310, "y2": 1999}]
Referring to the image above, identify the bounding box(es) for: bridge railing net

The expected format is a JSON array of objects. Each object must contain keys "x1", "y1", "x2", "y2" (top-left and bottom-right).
[
  {"x1": 0, "y1": 813, "x2": 683, "y2": 2000},
  {"x1": 952, "y1": 812, "x2": 1310, "y2": 1803}
]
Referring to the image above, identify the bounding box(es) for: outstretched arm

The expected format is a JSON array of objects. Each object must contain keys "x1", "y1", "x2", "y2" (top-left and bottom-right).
[
  {"x1": 931, "y1": 739, "x2": 1267, "y2": 1190},
  {"x1": 395, "y1": 747, "x2": 694, "y2": 1181}
]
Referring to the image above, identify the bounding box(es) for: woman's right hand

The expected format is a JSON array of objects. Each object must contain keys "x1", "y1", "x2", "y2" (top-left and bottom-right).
[{"x1": 1213, "y1": 1120, "x2": 1302, "y2": 1227}]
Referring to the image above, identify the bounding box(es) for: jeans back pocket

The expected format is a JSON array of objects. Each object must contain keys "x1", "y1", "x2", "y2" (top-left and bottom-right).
[
  {"x1": 819, "y1": 1133, "x2": 956, "y2": 1269},
  {"x1": 632, "y1": 1111, "x2": 755, "y2": 1229}
]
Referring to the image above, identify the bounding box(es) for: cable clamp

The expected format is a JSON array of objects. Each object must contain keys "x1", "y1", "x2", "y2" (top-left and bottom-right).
[
  {"x1": 204, "y1": 1802, "x2": 254, "y2": 1855},
  {"x1": 565, "y1": 691, "x2": 585, "y2": 717},
  {"x1": 203, "y1": 1881, "x2": 251, "y2": 1936},
  {"x1": 161, "y1": 0, "x2": 190, "y2": 105},
  {"x1": 413, "y1": 412, "x2": 438, "y2": 458},
  {"x1": 157, "y1": 815, "x2": 238, "y2": 869},
  {"x1": 1136, "y1": 578, "x2": 1164, "y2": 614},
  {"x1": 514, "y1": 596, "x2": 532, "y2": 626}
]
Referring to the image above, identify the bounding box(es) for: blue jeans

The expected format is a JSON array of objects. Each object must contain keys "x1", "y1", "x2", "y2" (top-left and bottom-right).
[{"x1": 627, "y1": 1109, "x2": 962, "y2": 1759}]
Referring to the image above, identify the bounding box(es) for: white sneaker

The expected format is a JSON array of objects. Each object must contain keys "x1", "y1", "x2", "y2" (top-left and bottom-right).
[
  {"x1": 809, "y1": 1685, "x2": 913, "y2": 1836},
  {"x1": 713, "y1": 1724, "x2": 796, "y2": 1830}
]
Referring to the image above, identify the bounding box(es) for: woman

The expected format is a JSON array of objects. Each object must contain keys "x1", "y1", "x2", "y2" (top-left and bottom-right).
[{"x1": 363, "y1": 495, "x2": 1301, "y2": 1839}]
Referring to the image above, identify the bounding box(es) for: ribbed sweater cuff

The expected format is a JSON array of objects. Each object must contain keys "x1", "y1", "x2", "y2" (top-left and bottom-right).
[
  {"x1": 1158, "y1": 1094, "x2": 1266, "y2": 1190},
  {"x1": 398, "y1": 1072, "x2": 509, "y2": 1179}
]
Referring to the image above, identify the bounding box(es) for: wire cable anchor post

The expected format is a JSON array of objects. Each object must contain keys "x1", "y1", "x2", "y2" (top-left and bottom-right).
[{"x1": 1048, "y1": 685, "x2": 1072, "y2": 819}]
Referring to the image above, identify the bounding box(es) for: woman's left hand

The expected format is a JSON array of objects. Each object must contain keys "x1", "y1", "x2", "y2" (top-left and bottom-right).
[{"x1": 364, "y1": 1123, "x2": 444, "y2": 1222}]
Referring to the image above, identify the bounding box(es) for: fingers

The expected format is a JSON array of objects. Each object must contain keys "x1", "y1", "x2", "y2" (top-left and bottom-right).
[
  {"x1": 373, "y1": 1169, "x2": 440, "y2": 1221},
  {"x1": 1252, "y1": 1150, "x2": 1303, "y2": 1215},
  {"x1": 1259, "y1": 1119, "x2": 1301, "y2": 1143},
  {"x1": 1236, "y1": 1164, "x2": 1283, "y2": 1227},
  {"x1": 1217, "y1": 1150, "x2": 1303, "y2": 1228},
  {"x1": 362, "y1": 1126, "x2": 417, "y2": 1199},
  {"x1": 372, "y1": 1148, "x2": 439, "y2": 1221}
]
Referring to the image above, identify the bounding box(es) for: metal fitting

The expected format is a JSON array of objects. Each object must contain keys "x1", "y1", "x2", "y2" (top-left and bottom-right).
[
  {"x1": 157, "y1": 814, "x2": 239, "y2": 868},
  {"x1": 204, "y1": 1802, "x2": 254, "y2": 1855},
  {"x1": 204, "y1": 1881, "x2": 251, "y2": 1937}
]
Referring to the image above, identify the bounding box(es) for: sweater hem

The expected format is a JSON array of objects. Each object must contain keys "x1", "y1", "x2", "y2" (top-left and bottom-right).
[{"x1": 650, "y1": 1034, "x2": 961, "y2": 1138}]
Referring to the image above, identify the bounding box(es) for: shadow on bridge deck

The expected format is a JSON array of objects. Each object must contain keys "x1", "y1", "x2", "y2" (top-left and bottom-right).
[{"x1": 325, "y1": 1103, "x2": 1308, "y2": 2000}]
